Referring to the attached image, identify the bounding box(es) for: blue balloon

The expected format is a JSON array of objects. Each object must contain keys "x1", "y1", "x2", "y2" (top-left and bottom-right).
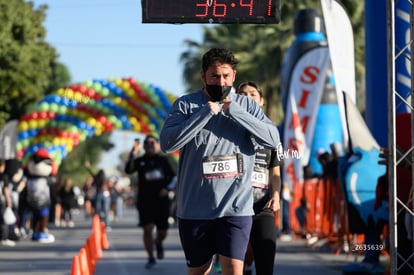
[{"x1": 18, "y1": 131, "x2": 29, "y2": 140}]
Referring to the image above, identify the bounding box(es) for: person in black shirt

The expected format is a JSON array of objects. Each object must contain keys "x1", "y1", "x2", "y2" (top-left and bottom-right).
[
  {"x1": 236, "y1": 81, "x2": 282, "y2": 275},
  {"x1": 125, "y1": 135, "x2": 176, "y2": 269}
]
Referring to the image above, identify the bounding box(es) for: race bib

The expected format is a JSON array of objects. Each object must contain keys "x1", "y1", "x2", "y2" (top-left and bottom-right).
[
  {"x1": 252, "y1": 166, "x2": 269, "y2": 189},
  {"x1": 145, "y1": 169, "x2": 164, "y2": 181},
  {"x1": 202, "y1": 154, "x2": 244, "y2": 179}
]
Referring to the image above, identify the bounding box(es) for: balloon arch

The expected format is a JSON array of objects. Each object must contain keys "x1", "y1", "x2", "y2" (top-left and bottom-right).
[{"x1": 16, "y1": 77, "x2": 176, "y2": 167}]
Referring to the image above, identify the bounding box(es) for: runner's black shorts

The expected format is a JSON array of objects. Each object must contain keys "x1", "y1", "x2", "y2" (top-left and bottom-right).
[
  {"x1": 137, "y1": 197, "x2": 170, "y2": 230},
  {"x1": 178, "y1": 216, "x2": 252, "y2": 267}
]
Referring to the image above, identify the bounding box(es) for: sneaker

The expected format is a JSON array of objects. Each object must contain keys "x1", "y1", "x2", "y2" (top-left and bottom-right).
[
  {"x1": 280, "y1": 234, "x2": 292, "y2": 242},
  {"x1": 213, "y1": 261, "x2": 222, "y2": 273},
  {"x1": 1, "y1": 239, "x2": 16, "y2": 247},
  {"x1": 156, "y1": 244, "x2": 164, "y2": 259},
  {"x1": 31, "y1": 232, "x2": 40, "y2": 241},
  {"x1": 36, "y1": 232, "x2": 55, "y2": 244},
  {"x1": 19, "y1": 228, "x2": 28, "y2": 239},
  {"x1": 145, "y1": 258, "x2": 157, "y2": 269},
  {"x1": 68, "y1": 221, "x2": 75, "y2": 228}
]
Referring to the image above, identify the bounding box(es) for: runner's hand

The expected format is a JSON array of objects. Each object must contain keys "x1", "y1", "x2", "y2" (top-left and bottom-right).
[{"x1": 208, "y1": 101, "x2": 221, "y2": 115}]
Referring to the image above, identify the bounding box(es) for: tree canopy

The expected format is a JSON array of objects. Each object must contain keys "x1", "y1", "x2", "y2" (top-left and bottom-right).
[
  {"x1": 0, "y1": 0, "x2": 107, "y2": 183},
  {"x1": 0, "y1": 0, "x2": 70, "y2": 127}
]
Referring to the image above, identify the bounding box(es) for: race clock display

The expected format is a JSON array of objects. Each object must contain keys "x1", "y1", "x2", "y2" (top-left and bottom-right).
[{"x1": 142, "y1": 0, "x2": 281, "y2": 24}]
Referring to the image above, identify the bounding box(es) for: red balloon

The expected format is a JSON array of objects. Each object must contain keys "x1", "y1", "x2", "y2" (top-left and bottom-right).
[
  {"x1": 39, "y1": 129, "x2": 48, "y2": 135},
  {"x1": 39, "y1": 111, "x2": 48, "y2": 119},
  {"x1": 29, "y1": 112, "x2": 39, "y2": 119},
  {"x1": 47, "y1": 112, "x2": 55, "y2": 119},
  {"x1": 79, "y1": 84, "x2": 87, "y2": 93},
  {"x1": 86, "y1": 89, "x2": 95, "y2": 98}
]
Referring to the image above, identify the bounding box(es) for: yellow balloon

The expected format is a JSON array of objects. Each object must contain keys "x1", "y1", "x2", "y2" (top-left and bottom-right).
[
  {"x1": 28, "y1": 120, "x2": 38, "y2": 130},
  {"x1": 18, "y1": 121, "x2": 29, "y2": 131},
  {"x1": 53, "y1": 137, "x2": 60, "y2": 145},
  {"x1": 115, "y1": 79, "x2": 123, "y2": 87},
  {"x1": 94, "y1": 123, "x2": 103, "y2": 132},
  {"x1": 66, "y1": 144, "x2": 73, "y2": 152},
  {"x1": 125, "y1": 87, "x2": 134, "y2": 97},
  {"x1": 66, "y1": 139, "x2": 73, "y2": 146},
  {"x1": 73, "y1": 92, "x2": 83, "y2": 103},
  {"x1": 57, "y1": 88, "x2": 66, "y2": 97},
  {"x1": 113, "y1": 97, "x2": 122, "y2": 105},
  {"x1": 86, "y1": 117, "x2": 96, "y2": 127},
  {"x1": 128, "y1": 116, "x2": 138, "y2": 125},
  {"x1": 65, "y1": 88, "x2": 74, "y2": 99},
  {"x1": 122, "y1": 81, "x2": 130, "y2": 90},
  {"x1": 37, "y1": 119, "x2": 47, "y2": 128},
  {"x1": 133, "y1": 123, "x2": 141, "y2": 132}
]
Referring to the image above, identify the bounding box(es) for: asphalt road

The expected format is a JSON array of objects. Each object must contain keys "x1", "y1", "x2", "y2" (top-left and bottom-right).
[{"x1": 0, "y1": 207, "x2": 376, "y2": 275}]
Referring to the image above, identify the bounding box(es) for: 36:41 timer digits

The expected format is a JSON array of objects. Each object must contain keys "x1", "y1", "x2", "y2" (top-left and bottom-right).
[
  {"x1": 195, "y1": 0, "x2": 273, "y2": 18},
  {"x1": 142, "y1": 0, "x2": 280, "y2": 23}
]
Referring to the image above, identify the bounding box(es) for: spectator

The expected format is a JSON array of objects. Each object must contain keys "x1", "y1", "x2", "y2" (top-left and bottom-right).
[
  {"x1": 0, "y1": 159, "x2": 16, "y2": 246},
  {"x1": 52, "y1": 176, "x2": 63, "y2": 227},
  {"x1": 59, "y1": 178, "x2": 76, "y2": 227},
  {"x1": 85, "y1": 161, "x2": 110, "y2": 229},
  {"x1": 82, "y1": 175, "x2": 96, "y2": 219}
]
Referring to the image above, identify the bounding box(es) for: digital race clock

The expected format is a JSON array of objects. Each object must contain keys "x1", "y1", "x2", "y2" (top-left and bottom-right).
[{"x1": 141, "y1": 0, "x2": 281, "y2": 24}]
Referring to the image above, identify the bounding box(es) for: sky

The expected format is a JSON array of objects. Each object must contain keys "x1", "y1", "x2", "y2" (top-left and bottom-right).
[
  {"x1": 31, "y1": 0, "x2": 205, "y2": 96},
  {"x1": 30, "y1": 0, "x2": 207, "y2": 169}
]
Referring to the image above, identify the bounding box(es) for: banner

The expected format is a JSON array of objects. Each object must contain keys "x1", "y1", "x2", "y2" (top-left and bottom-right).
[
  {"x1": 283, "y1": 47, "x2": 330, "y2": 187},
  {"x1": 321, "y1": 0, "x2": 356, "y2": 148},
  {"x1": 0, "y1": 120, "x2": 18, "y2": 159}
]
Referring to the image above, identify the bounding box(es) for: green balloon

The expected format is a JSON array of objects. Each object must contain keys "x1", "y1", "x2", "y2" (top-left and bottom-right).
[
  {"x1": 59, "y1": 105, "x2": 68, "y2": 114},
  {"x1": 39, "y1": 102, "x2": 49, "y2": 112},
  {"x1": 93, "y1": 83, "x2": 102, "y2": 92},
  {"x1": 100, "y1": 88, "x2": 109, "y2": 97}
]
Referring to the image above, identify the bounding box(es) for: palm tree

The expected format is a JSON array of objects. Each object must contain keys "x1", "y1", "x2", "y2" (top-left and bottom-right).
[{"x1": 180, "y1": 0, "x2": 364, "y2": 124}]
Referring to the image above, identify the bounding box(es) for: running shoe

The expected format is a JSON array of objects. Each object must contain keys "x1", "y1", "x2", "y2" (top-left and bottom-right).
[
  {"x1": 213, "y1": 261, "x2": 222, "y2": 273},
  {"x1": 156, "y1": 244, "x2": 164, "y2": 259},
  {"x1": 1, "y1": 239, "x2": 16, "y2": 247},
  {"x1": 145, "y1": 258, "x2": 157, "y2": 269}
]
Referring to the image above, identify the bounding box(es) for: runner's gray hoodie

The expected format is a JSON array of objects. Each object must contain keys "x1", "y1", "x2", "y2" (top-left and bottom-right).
[{"x1": 160, "y1": 89, "x2": 280, "y2": 219}]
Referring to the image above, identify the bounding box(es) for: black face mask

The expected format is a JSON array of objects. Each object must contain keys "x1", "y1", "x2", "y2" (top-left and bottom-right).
[{"x1": 205, "y1": 85, "x2": 232, "y2": 102}]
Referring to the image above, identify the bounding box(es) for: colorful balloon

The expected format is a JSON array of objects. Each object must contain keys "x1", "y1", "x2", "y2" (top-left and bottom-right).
[{"x1": 16, "y1": 77, "x2": 176, "y2": 168}]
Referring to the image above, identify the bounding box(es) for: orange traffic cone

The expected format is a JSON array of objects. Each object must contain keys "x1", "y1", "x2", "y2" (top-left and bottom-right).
[
  {"x1": 100, "y1": 222, "x2": 109, "y2": 250},
  {"x1": 84, "y1": 240, "x2": 96, "y2": 274},
  {"x1": 71, "y1": 255, "x2": 81, "y2": 275},
  {"x1": 92, "y1": 214, "x2": 101, "y2": 237},
  {"x1": 79, "y1": 247, "x2": 91, "y2": 275},
  {"x1": 90, "y1": 233, "x2": 103, "y2": 259}
]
